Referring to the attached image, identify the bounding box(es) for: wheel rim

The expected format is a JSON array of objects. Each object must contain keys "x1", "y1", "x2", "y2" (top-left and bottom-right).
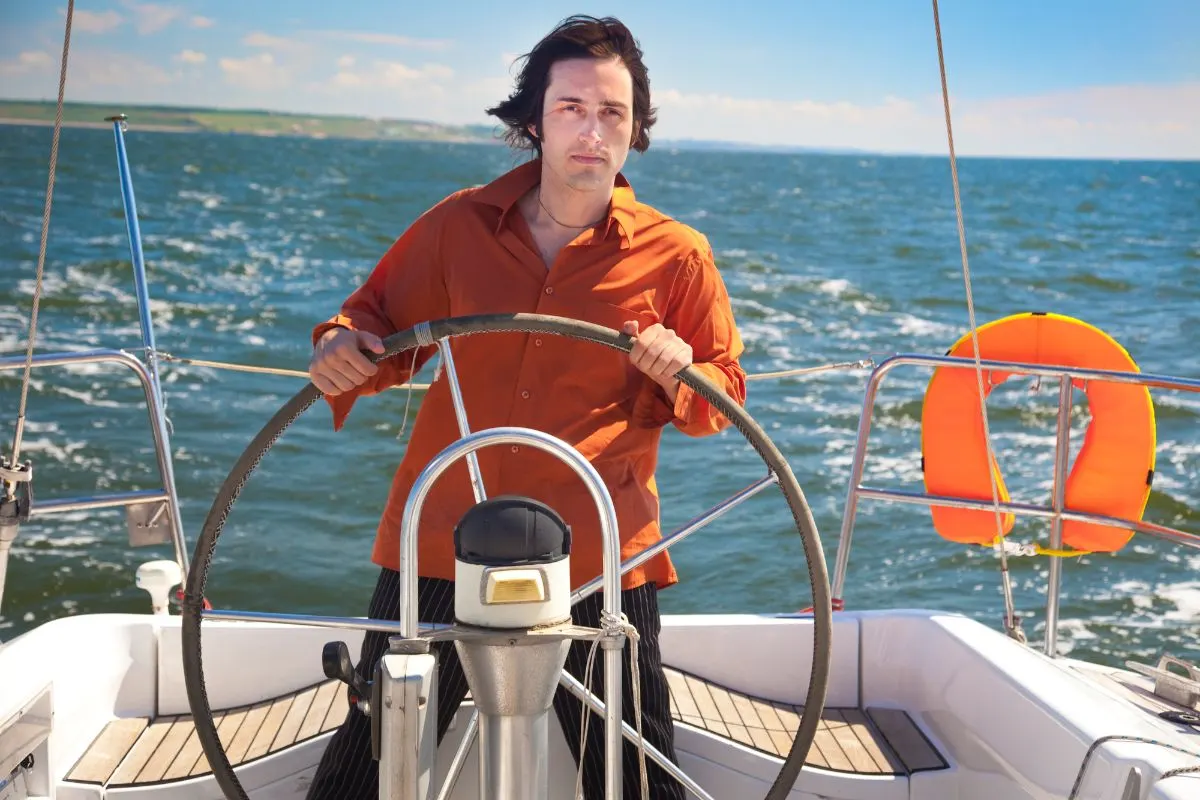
[{"x1": 181, "y1": 312, "x2": 832, "y2": 800}]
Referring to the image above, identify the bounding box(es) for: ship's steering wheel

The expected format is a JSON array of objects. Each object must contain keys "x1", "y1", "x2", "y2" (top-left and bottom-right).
[{"x1": 181, "y1": 312, "x2": 833, "y2": 800}]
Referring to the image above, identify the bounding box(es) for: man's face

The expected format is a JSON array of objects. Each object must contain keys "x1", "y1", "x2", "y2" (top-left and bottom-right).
[{"x1": 534, "y1": 56, "x2": 636, "y2": 193}]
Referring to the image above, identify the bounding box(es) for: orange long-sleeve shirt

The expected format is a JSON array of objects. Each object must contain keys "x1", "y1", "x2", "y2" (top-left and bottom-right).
[{"x1": 313, "y1": 158, "x2": 746, "y2": 592}]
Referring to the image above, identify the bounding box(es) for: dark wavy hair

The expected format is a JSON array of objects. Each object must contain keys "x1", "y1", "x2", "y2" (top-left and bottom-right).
[{"x1": 486, "y1": 15, "x2": 657, "y2": 155}]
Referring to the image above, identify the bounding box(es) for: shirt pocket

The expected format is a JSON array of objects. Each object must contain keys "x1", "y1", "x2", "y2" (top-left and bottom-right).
[{"x1": 546, "y1": 299, "x2": 660, "y2": 401}]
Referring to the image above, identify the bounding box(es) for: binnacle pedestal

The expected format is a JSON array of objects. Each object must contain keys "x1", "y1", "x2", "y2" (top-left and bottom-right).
[{"x1": 452, "y1": 496, "x2": 575, "y2": 800}]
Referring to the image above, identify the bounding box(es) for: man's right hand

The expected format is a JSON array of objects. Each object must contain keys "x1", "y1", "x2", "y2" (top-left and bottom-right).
[{"x1": 309, "y1": 327, "x2": 385, "y2": 395}]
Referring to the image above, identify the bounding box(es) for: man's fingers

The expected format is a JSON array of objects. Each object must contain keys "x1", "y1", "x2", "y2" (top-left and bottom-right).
[
  {"x1": 629, "y1": 325, "x2": 664, "y2": 368},
  {"x1": 647, "y1": 340, "x2": 687, "y2": 378},
  {"x1": 358, "y1": 330, "x2": 385, "y2": 354},
  {"x1": 316, "y1": 367, "x2": 355, "y2": 393},
  {"x1": 312, "y1": 373, "x2": 342, "y2": 395},
  {"x1": 310, "y1": 326, "x2": 384, "y2": 396},
  {"x1": 329, "y1": 356, "x2": 373, "y2": 388},
  {"x1": 335, "y1": 344, "x2": 378, "y2": 379},
  {"x1": 624, "y1": 323, "x2": 692, "y2": 383}
]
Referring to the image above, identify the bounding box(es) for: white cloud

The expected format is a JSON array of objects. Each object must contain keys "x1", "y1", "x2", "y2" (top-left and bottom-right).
[
  {"x1": 0, "y1": 51, "x2": 53, "y2": 76},
  {"x1": 650, "y1": 82, "x2": 1200, "y2": 160},
  {"x1": 5, "y1": 49, "x2": 172, "y2": 90},
  {"x1": 80, "y1": 51, "x2": 174, "y2": 86},
  {"x1": 242, "y1": 32, "x2": 309, "y2": 53},
  {"x1": 327, "y1": 60, "x2": 454, "y2": 92},
  {"x1": 320, "y1": 31, "x2": 452, "y2": 50},
  {"x1": 653, "y1": 89, "x2": 941, "y2": 152},
  {"x1": 190, "y1": 15, "x2": 215, "y2": 29},
  {"x1": 72, "y1": 9, "x2": 124, "y2": 34},
  {"x1": 121, "y1": 1, "x2": 184, "y2": 35},
  {"x1": 6, "y1": 24, "x2": 1191, "y2": 162},
  {"x1": 941, "y1": 82, "x2": 1200, "y2": 159},
  {"x1": 219, "y1": 53, "x2": 291, "y2": 92}
]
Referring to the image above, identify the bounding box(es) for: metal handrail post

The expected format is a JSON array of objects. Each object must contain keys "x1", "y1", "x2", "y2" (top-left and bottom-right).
[
  {"x1": 0, "y1": 350, "x2": 189, "y2": 570},
  {"x1": 1044, "y1": 376, "x2": 1073, "y2": 657}
]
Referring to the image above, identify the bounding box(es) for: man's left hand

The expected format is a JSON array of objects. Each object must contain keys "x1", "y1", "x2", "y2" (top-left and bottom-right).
[{"x1": 622, "y1": 320, "x2": 692, "y2": 403}]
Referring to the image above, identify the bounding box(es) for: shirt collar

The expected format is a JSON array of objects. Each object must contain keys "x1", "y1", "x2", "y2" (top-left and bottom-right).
[{"x1": 471, "y1": 157, "x2": 637, "y2": 248}]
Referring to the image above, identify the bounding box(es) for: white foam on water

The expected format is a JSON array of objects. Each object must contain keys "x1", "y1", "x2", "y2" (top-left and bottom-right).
[
  {"x1": 1158, "y1": 581, "x2": 1200, "y2": 621},
  {"x1": 85, "y1": 234, "x2": 125, "y2": 247},
  {"x1": 53, "y1": 385, "x2": 123, "y2": 409},
  {"x1": 12, "y1": 531, "x2": 102, "y2": 550},
  {"x1": 818, "y1": 278, "x2": 852, "y2": 297},
  {"x1": 16, "y1": 269, "x2": 68, "y2": 298},
  {"x1": 159, "y1": 236, "x2": 213, "y2": 255},
  {"x1": 177, "y1": 189, "x2": 224, "y2": 209},
  {"x1": 18, "y1": 419, "x2": 60, "y2": 434},
  {"x1": 209, "y1": 220, "x2": 249, "y2": 242},
  {"x1": 1052, "y1": 618, "x2": 1100, "y2": 655},
  {"x1": 894, "y1": 313, "x2": 960, "y2": 340},
  {"x1": 11, "y1": 435, "x2": 86, "y2": 464}
]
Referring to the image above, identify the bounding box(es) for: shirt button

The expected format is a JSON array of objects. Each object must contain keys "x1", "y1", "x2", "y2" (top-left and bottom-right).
[
  {"x1": 510, "y1": 445, "x2": 519, "y2": 453},
  {"x1": 534, "y1": 338, "x2": 542, "y2": 347},
  {"x1": 521, "y1": 390, "x2": 530, "y2": 399},
  {"x1": 544, "y1": 286, "x2": 554, "y2": 295}
]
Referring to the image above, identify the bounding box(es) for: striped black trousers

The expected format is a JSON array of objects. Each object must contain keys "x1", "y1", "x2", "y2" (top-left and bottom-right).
[{"x1": 306, "y1": 568, "x2": 685, "y2": 799}]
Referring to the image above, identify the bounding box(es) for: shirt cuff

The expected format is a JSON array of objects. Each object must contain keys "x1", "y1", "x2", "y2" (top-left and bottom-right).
[
  {"x1": 632, "y1": 378, "x2": 690, "y2": 428},
  {"x1": 311, "y1": 314, "x2": 357, "y2": 346}
]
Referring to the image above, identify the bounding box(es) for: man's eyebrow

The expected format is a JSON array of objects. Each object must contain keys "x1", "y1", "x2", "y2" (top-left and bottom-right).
[{"x1": 552, "y1": 95, "x2": 630, "y2": 110}]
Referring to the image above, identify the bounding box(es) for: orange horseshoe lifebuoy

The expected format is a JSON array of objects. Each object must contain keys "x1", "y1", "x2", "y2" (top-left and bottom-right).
[{"x1": 920, "y1": 312, "x2": 1156, "y2": 553}]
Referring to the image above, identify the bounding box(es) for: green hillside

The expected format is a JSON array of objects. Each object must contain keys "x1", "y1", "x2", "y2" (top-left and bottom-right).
[{"x1": 0, "y1": 100, "x2": 500, "y2": 143}]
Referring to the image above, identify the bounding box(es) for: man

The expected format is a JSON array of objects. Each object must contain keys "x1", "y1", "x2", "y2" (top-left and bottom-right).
[{"x1": 305, "y1": 15, "x2": 745, "y2": 800}]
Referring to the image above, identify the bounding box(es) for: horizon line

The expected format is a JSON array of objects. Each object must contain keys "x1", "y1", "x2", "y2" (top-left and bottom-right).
[{"x1": 1, "y1": 97, "x2": 1197, "y2": 164}]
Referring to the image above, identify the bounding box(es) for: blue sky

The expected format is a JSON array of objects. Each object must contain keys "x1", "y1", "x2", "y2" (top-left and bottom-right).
[{"x1": 3, "y1": 0, "x2": 1198, "y2": 158}]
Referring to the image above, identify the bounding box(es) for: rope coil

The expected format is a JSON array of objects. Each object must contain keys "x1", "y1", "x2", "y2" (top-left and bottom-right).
[{"x1": 575, "y1": 611, "x2": 650, "y2": 800}]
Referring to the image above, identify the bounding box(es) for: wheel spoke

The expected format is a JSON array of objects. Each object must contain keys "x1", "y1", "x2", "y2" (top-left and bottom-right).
[
  {"x1": 571, "y1": 473, "x2": 780, "y2": 605},
  {"x1": 559, "y1": 669, "x2": 715, "y2": 800},
  {"x1": 434, "y1": 337, "x2": 487, "y2": 503},
  {"x1": 433, "y1": 709, "x2": 478, "y2": 800}
]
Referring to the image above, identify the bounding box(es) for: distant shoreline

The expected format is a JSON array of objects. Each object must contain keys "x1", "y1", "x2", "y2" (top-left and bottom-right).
[
  {"x1": 2, "y1": 100, "x2": 1194, "y2": 161},
  {"x1": 0, "y1": 117, "x2": 199, "y2": 133},
  {"x1": 0, "y1": 99, "x2": 500, "y2": 144}
]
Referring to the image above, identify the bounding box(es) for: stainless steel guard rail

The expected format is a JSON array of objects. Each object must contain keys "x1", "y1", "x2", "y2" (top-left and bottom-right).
[
  {"x1": 0, "y1": 349, "x2": 190, "y2": 574},
  {"x1": 832, "y1": 352, "x2": 1200, "y2": 657}
]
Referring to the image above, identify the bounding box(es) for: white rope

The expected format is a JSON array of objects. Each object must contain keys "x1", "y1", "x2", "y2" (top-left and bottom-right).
[
  {"x1": 930, "y1": 0, "x2": 1023, "y2": 641},
  {"x1": 413, "y1": 321, "x2": 435, "y2": 347},
  {"x1": 575, "y1": 612, "x2": 649, "y2": 800},
  {"x1": 160, "y1": 350, "x2": 867, "y2": 387},
  {"x1": 6, "y1": 0, "x2": 75, "y2": 498},
  {"x1": 744, "y1": 359, "x2": 873, "y2": 382},
  {"x1": 158, "y1": 351, "x2": 433, "y2": 389}
]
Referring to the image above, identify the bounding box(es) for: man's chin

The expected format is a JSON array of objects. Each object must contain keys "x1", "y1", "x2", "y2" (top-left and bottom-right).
[{"x1": 564, "y1": 166, "x2": 615, "y2": 191}]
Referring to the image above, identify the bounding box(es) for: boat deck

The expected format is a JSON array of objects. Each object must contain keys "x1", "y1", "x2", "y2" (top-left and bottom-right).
[
  {"x1": 66, "y1": 665, "x2": 946, "y2": 787},
  {"x1": 66, "y1": 680, "x2": 346, "y2": 786},
  {"x1": 664, "y1": 666, "x2": 946, "y2": 774}
]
